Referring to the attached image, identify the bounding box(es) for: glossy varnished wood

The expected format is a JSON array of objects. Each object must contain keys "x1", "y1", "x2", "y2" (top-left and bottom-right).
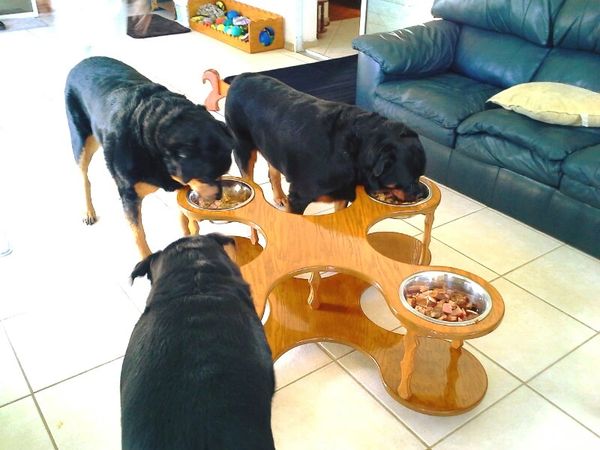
[{"x1": 177, "y1": 178, "x2": 504, "y2": 415}]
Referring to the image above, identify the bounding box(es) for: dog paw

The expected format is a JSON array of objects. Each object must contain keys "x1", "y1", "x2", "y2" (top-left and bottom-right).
[
  {"x1": 82, "y1": 213, "x2": 97, "y2": 225},
  {"x1": 274, "y1": 195, "x2": 289, "y2": 209}
]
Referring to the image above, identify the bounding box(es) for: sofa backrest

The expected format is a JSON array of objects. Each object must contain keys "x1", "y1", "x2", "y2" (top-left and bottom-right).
[
  {"x1": 552, "y1": 0, "x2": 600, "y2": 53},
  {"x1": 431, "y1": 0, "x2": 564, "y2": 88},
  {"x1": 431, "y1": 0, "x2": 565, "y2": 46},
  {"x1": 452, "y1": 26, "x2": 550, "y2": 88},
  {"x1": 533, "y1": 0, "x2": 600, "y2": 92}
]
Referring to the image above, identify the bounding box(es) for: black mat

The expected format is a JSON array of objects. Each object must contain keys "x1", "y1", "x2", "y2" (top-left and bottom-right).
[
  {"x1": 127, "y1": 14, "x2": 190, "y2": 39},
  {"x1": 225, "y1": 55, "x2": 358, "y2": 105}
]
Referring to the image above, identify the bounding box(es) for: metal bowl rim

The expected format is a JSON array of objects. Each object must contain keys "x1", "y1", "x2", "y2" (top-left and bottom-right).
[
  {"x1": 367, "y1": 180, "x2": 432, "y2": 207},
  {"x1": 186, "y1": 179, "x2": 255, "y2": 211},
  {"x1": 399, "y1": 270, "x2": 492, "y2": 327}
]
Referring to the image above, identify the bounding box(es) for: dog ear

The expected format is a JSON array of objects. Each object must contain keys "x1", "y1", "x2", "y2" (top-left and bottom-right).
[
  {"x1": 206, "y1": 233, "x2": 237, "y2": 264},
  {"x1": 130, "y1": 251, "x2": 162, "y2": 284},
  {"x1": 372, "y1": 147, "x2": 394, "y2": 178}
]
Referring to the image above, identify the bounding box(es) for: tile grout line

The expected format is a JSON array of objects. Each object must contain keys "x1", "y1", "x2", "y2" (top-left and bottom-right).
[
  {"x1": 274, "y1": 358, "x2": 337, "y2": 393},
  {"x1": 331, "y1": 357, "x2": 431, "y2": 449},
  {"x1": 429, "y1": 383, "x2": 525, "y2": 448},
  {"x1": 29, "y1": 356, "x2": 125, "y2": 396},
  {"x1": 523, "y1": 332, "x2": 598, "y2": 385},
  {"x1": 524, "y1": 383, "x2": 600, "y2": 440},
  {"x1": 1, "y1": 322, "x2": 59, "y2": 450},
  {"x1": 500, "y1": 277, "x2": 597, "y2": 332}
]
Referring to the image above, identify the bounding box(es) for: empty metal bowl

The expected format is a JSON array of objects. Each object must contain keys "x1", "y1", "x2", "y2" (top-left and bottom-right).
[
  {"x1": 187, "y1": 178, "x2": 254, "y2": 211},
  {"x1": 368, "y1": 180, "x2": 431, "y2": 207},
  {"x1": 399, "y1": 271, "x2": 492, "y2": 326}
]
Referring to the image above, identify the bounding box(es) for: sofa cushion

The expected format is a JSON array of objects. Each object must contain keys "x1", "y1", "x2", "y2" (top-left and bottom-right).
[
  {"x1": 374, "y1": 72, "x2": 500, "y2": 147},
  {"x1": 561, "y1": 144, "x2": 600, "y2": 208},
  {"x1": 553, "y1": 0, "x2": 600, "y2": 53},
  {"x1": 456, "y1": 109, "x2": 600, "y2": 187},
  {"x1": 431, "y1": 0, "x2": 564, "y2": 46},
  {"x1": 452, "y1": 26, "x2": 550, "y2": 89},
  {"x1": 533, "y1": 48, "x2": 600, "y2": 93}
]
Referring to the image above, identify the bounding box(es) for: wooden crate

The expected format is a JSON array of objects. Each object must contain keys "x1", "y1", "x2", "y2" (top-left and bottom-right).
[{"x1": 187, "y1": 0, "x2": 284, "y2": 53}]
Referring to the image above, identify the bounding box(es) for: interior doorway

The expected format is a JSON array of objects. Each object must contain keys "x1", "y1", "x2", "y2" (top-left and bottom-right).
[
  {"x1": 329, "y1": 0, "x2": 361, "y2": 21},
  {"x1": 310, "y1": 0, "x2": 361, "y2": 59}
]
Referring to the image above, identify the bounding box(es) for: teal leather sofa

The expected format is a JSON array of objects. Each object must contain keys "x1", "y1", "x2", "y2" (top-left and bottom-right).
[{"x1": 353, "y1": 0, "x2": 600, "y2": 258}]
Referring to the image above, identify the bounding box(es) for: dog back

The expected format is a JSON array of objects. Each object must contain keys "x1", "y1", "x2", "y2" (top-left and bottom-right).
[{"x1": 121, "y1": 235, "x2": 275, "y2": 450}]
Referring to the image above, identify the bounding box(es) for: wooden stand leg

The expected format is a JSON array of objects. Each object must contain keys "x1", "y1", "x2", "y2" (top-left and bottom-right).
[
  {"x1": 398, "y1": 330, "x2": 419, "y2": 399},
  {"x1": 451, "y1": 339, "x2": 463, "y2": 349},
  {"x1": 307, "y1": 271, "x2": 321, "y2": 309},
  {"x1": 420, "y1": 212, "x2": 434, "y2": 265},
  {"x1": 202, "y1": 69, "x2": 229, "y2": 112}
]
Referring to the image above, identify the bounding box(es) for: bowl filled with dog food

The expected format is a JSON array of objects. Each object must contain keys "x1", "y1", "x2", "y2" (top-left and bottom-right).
[
  {"x1": 399, "y1": 271, "x2": 492, "y2": 326},
  {"x1": 367, "y1": 180, "x2": 431, "y2": 207},
  {"x1": 187, "y1": 178, "x2": 254, "y2": 211}
]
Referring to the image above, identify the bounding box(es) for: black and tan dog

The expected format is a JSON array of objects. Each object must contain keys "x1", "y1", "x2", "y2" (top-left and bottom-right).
[
  {"x1": 65, "y1": 56, "x2": 233, "y2": 257},
  {"x1": 122, "y1": 233, "x2": 275, "y2": 450},
  {"x1": 225, "y1": 72, "x2": 426, "y2": 214}
]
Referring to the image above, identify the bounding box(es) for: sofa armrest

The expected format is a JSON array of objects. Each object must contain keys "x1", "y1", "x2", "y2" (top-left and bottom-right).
[
  {"x1": 353, "y1": 20, "x2": 460, "y2": 111},
  {"x1": 352, "y1": 20, "x2": 460, "y2": 76}
]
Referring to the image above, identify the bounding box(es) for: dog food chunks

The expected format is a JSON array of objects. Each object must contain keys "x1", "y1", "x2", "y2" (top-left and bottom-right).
[
  {"x1": 369, "y1": 188, "x2": 424, "y2": 205},
  {"x1": 405, "y1": 285, "x2": 480, "y2": 322}
]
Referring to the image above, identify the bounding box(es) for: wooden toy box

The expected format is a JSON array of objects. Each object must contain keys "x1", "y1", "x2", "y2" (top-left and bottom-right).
[{"x1": 187, "y1": 0, "x2": 284, "y2": 53}]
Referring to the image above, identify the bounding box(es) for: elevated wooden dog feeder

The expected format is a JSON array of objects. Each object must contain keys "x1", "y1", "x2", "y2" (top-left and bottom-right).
[
  {"x1": 177, "y1": 176, "x2": 505, "y2": 416},
  {"x1": 187, "y1": 0, "x2": 284, "y2": 53}
]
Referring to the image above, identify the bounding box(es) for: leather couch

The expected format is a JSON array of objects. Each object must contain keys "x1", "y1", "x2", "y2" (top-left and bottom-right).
[{"x1": 352, "y1": 0, "x2": 600, "y2": 258}]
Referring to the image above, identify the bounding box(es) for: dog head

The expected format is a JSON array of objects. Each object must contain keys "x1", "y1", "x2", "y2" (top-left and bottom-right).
[
  {"x1": 152, "y1": 100, "x2": 233, "y2": 202},
  {"x1": 130, "y1": 233, "x2": 237, "y2": 285},
  {"x1": 362, "y1": 121, "x2": 426, "y2": 199}
]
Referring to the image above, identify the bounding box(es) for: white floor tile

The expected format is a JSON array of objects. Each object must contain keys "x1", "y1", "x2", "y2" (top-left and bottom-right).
[
  {"x1": 338, "y1": 344, "x2": 521, "y2": 446},
  {"x1": 0, "y1": 396, "x2": 53, "y2": 450},
  {"x1": 360, "y1": 285, "x2": 405, "y2": 332},
  {"x1": 272, "y1": 363, "x2": 426, "y2": 450},
  {"x1": 420, "y1": 237, "x2": 499, "y2": 282},
  {"x1": 506, "y1": 246, "x2": 600, "y2": 330},
  {"x1": 3, "y1": 286, "x2": 139, "y2": 391},
  {"x1": 469, "y1": 279, "x2": 595, "y2": 381},
  {"x1": 318, "y1": 341, "x2": 355, "y2": 359},
  {"x1": 529, "y1": 335, "x2": 600, "y2": 436},
  {"x1": 433, "y1": 209, "x2": 562, "y2": 274},
  {"x1": 35, "y1": 359, "x2": 122, "y2": 450},
  {"x1": 0, "y1": 329, "x2": 30, "y2": 407},
  {"x1": 404, "y1": 185, "x2": 485, "y2": 231},
  {"x1": 274, "y1": 343, "x2": 333, "y2": 390},
  {"x1": 433, "y1": 386, "x2": 600, "y2": 449}
]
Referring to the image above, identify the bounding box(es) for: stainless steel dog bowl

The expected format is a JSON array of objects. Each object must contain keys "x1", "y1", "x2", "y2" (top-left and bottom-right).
[
  {"x1": 187, "y1": 178, "x2": 254, "y2": 211},
  {"x1": 368, "y1": 180, "x2": 431, "y2": 207},
  {"x1": 399, "y1": 271, "x2": 492, "y2": 326}
]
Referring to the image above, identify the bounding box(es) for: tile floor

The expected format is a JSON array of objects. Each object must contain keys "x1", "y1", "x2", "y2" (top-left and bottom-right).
[
  {"x1": 1, "y1": 9, "x2": 599, "y2": 450},
  {"x1": 309, "y1": 18, "x2": 359, "y2": 59}
]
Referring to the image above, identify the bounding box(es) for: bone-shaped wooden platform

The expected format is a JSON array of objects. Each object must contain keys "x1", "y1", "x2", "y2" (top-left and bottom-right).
[{"x1": 177, "y1": 177, "x2": 504, "y2": 415}]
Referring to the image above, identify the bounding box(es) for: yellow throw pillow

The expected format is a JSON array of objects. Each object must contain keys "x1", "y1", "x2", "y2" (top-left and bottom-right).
[{"x1": 487, "y1": 82, "x2": 600, "y2": 127}]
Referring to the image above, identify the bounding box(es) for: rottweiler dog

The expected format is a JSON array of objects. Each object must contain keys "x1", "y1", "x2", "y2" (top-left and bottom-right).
[
  {"x1": 225, "y1": 72, "x2": 426, "y2": 214},
  {"x1": 65, "y1": 56, "x2": 233, "y2": 257},
  {"x1": 122, "y1": 233, "x2": 275, "y2": 450}
]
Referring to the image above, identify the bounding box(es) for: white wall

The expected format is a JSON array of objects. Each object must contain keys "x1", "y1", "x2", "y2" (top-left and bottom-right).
[{"x1": 365, "y1": 0, "x2": 434, "y2": 34}]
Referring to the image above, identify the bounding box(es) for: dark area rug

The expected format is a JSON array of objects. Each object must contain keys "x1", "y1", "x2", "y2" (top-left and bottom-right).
[
  {"x1": 225, "y1": 55, "x2": 358, "y2": 105},
  {"x1": 127, "y1": 14, "x2": 190, "y2": 39}
]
